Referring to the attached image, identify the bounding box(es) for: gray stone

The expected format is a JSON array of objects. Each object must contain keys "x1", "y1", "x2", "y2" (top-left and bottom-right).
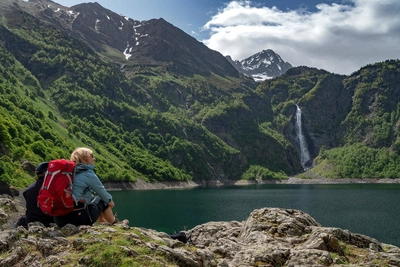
[
  {"x1": 1, "y1": 194, "x2": 400, "y2": 267},
  {"x1": 157, "y1": 245, "x2": 199, "y2": 267}
]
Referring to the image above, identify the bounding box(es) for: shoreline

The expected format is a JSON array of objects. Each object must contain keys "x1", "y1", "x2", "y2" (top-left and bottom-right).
[{"x1": 103, "y1": 177, "x2": 400, "y2": 191}]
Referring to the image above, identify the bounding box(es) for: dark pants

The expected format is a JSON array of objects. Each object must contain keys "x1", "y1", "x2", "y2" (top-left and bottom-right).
[{"x1": 54, "y1": 197, "x2": 109, "y2": 227}]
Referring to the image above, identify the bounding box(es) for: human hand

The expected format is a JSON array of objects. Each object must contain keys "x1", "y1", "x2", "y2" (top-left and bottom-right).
[{"x1": 108, "y1": 200, "x2": 115, "y2": 208}]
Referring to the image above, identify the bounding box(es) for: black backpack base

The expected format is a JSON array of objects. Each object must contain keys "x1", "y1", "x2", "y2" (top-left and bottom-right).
[{"x1": 169, "y1": 231, "x2": 192, "y2": 243}]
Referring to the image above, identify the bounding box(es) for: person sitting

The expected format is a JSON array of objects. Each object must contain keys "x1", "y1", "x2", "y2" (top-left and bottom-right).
[
  {"x1": 54, "y1": 147, "x2": 125, "y2": 227},
  {"x1": 15, "y1": 162, "x2": 54, "y2": 228}
]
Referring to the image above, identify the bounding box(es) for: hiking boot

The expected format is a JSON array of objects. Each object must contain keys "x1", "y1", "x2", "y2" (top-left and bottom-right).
[{"x1": 111, "y1": 212, "x2": 129, "y2": 225}]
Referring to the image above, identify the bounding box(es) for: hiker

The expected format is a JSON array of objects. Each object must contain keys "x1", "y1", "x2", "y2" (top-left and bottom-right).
[
  {"x1": 53, "y1": 147, "x2": 120, "y2": 227},
  {"x1": 15, "y1": 162, "x2": 54, "y2": 228}
]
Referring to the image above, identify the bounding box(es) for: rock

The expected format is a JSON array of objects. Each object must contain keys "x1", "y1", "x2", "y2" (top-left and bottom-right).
[
  {"x1": 195, "y1": 248, "x2": 215, "y2": 266},
  {"x1": 0, "y1": 182, "x2": 13, "y2": 196},
  {"x1": 1, "y1": 194, "x2": 399, "y2": 266},
  {"x1": 157, "y1": 245, "x2": 200, "y2": 267},
  {"x1": 240, "y1": 208, "x2": 320, "y2": 239},
  {"x1": 287, "y1": 249, "x2": 333, "y2": 266},
  {"x1": 20, "y1": 160, "x2": 36, "y2": 176},
  {"x1": 0, "y1": 246, "x2": 27, "y2": 267},
  {"x1": 188, "y1": 207, "x2": 399, "y2": 266},
  {"x1": 37, "y1": 239, "x2": 58, "y2": 256},
  {"x1": 59, "y1": 224, "x2": 79, "y2": 236},
  {"x1": 0, "y1": 208, "x2": 9, "y2": 224},
  {"x1": 120, "y1": 245, "x2": 139, "y2": 257}
]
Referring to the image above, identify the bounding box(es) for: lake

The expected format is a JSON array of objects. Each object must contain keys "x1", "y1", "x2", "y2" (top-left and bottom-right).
[{"x1": 112, "y1": 183, "x2": 400, "y2": 247}]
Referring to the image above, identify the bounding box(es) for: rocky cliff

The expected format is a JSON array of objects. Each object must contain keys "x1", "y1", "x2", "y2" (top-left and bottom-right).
[
  {"x1": 257, "y1": 66, "x2": 351, "y2": 168},
  {"x1": 1, "y1": 194, "x2": 399, "y2": 266}
]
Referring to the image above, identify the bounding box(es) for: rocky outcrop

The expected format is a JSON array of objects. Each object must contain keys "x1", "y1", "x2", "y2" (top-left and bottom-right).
[
  {"x1": 1, "y1": 195, "x2": 399, "y2": 266},
  {"x1": 189, "y1": 208, "x2": 400, "y2": 266}
]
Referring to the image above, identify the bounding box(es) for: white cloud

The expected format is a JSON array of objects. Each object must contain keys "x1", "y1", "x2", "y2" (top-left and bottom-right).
[{"x1": 202, "y1": 0, "x2": 400, "y2": 75}]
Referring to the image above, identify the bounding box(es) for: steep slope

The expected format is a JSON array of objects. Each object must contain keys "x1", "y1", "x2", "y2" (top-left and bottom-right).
[
  {"x1": 2, "y1": 0, "x2": 400, "y2": 185},
  {"x1": 13, "y1": 0, "x2": 257, "y2": 111},
  {"x1": 309, "y1": 60, "x2": 400, "y2": 179},
  {"x1": 341, "y1": 60, "x2": 400, "y2": 147},
  {"x1": 0, "y1": 5, "x2": 247, "y2": 184},
  {"x1": 13, "y1": 0, "x2": 239, "y2": 78},
  {"x1": 0, "y1": 0, "x2": 295, "y2": 187},
  {"x1": 257, "y1": 66, "x2": 351, "y2": 168},
  {"x1": 256, "y1": 61, "x2": 400, "y2": 177},
  {"x1": 199, "y1": 96, "x2": 302, "y2": 174}
]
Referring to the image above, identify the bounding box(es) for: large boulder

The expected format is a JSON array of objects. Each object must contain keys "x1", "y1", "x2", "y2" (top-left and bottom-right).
[{"x1": 188, "y1": 207, "x2": 400, "y2": 266}]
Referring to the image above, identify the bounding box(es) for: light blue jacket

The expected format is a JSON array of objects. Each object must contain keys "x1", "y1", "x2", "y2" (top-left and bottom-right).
[{"x1": 72, "y1": 164, "x2": 112, "y2": 204}]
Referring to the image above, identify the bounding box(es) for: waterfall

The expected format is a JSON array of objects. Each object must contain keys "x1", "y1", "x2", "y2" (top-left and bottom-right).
[
  {"x1": 295, "y1": 104, "x2": 310, "y2": 170},
  {"x1": 177, "y1": 89, "x2": 189, "y2": 110}
]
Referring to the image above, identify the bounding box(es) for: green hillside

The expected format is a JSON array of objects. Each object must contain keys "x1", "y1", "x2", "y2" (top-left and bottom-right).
[
  {"x1": 1, "y1": 1, "x2": 400, "y2": 188},
  {"x1": 0, "y1": 8, "x2": 291, "y2": 187}
]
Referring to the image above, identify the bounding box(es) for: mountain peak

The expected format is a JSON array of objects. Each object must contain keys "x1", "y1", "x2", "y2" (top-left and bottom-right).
[{"x1": 226, "y1": 49, "x2": 292, "y2": 82}]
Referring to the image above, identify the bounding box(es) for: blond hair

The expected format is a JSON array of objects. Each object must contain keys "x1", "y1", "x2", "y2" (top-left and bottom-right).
[{"x1": 70, "y1": 147, "x2": 93, "y2": 164}]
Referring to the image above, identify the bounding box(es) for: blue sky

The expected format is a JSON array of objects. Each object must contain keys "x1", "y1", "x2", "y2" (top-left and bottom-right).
[
  {"x1": 55, "y1": 1, "x2": 337, "y2": 38},
  {"x1": 54, "y1": 0, "x2": 400, "y2": 75}
]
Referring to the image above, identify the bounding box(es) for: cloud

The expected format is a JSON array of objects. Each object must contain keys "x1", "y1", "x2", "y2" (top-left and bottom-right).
[{"x1": 202, "y1": 0, "x2": 400, "y2": 75}]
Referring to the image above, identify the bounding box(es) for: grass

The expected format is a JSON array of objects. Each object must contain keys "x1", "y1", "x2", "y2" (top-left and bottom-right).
[
  {"x1": 61, "y1": 225, "x2": 178, "y2": 267},
  {"x1": 329, "y1": 252, "x2": 347, "y2": 264},
  {"x1": 298, "y1": 159, "x2": 340, "y2": 179}
]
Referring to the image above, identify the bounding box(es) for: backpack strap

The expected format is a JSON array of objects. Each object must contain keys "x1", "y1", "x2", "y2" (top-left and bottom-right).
[{"x1": 41, "y1": 170, "x2": 61, "y2": 190}]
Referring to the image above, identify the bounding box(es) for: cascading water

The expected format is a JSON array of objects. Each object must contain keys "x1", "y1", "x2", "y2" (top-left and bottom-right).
[{"x1": 295, "y1": 104, "x2": 310, "y2": 170}]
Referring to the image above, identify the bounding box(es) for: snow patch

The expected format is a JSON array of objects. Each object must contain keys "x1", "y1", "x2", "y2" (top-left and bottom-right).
[
  {"x1": 123, "y1": 42, "x2": 132, "y2": 60},
  {"x1": 252, "y1": 73, "x2": 274, "y2": 82},
  {"x1": 67, "y1": 10, "x2": 80, "y2": 21},
  {"x1": 262, "y1": 59, "x2": 272, "y2": 65},
  {"x1": 132, "y1": 26, "x2": 148, "y2": 45},
  {"x1": 95, "y1": 19, "x2": 101, "y2": 31}
]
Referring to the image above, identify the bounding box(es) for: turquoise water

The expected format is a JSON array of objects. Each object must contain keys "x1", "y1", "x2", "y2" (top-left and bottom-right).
[{"x1": 112, "y1": 183, "x2": 400, "y2": 246}]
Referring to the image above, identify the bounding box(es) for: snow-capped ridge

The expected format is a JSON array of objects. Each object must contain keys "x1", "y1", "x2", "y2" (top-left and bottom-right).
[
  {"x1": 226, "y1": 49, "x2": 292, "y2": 82},
  {"x1": 13, "y1": 0, "x2": 241, "y2": 77}
]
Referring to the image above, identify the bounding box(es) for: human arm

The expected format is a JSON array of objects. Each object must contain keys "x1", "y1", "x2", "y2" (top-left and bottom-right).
[
  {"x1": 84, "y1": 170, "x2": 113, "y2": 203},
  {"x1": 108, "y1": 200, "x2": 115, "y2": 208}
]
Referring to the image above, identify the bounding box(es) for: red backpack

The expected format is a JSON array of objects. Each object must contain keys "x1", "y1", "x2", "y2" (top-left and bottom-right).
[{"x1": 37, "y1": 159, "x2": 76, "y2": 216}]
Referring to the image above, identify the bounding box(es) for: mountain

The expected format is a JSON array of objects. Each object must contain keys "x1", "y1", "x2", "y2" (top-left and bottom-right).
[
  {"x1": 1, "y1": 0, "x2": 400, "y2": 188},
  {"x1": 14, "y1": 0, "x2": 239, "y2": 78},
  {"x1": 0, "y1": 0, "x2": 282, "y2": 186},
  {"x1": 226, "y1": 49, "x2": 292, "y2": 82},
  {"x1": 256, "y1": 60, "x2": 400, "y2": 177}
]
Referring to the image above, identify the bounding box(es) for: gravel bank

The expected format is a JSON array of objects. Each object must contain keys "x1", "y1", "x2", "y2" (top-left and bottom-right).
[{"x1": 104, "y1": 177, "x2": 400, "y2": 191}]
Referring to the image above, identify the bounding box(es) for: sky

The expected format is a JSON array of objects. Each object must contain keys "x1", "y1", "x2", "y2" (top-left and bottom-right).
[{"x1": 54, "y1": 0, "x2": 400, "y2": 75}]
